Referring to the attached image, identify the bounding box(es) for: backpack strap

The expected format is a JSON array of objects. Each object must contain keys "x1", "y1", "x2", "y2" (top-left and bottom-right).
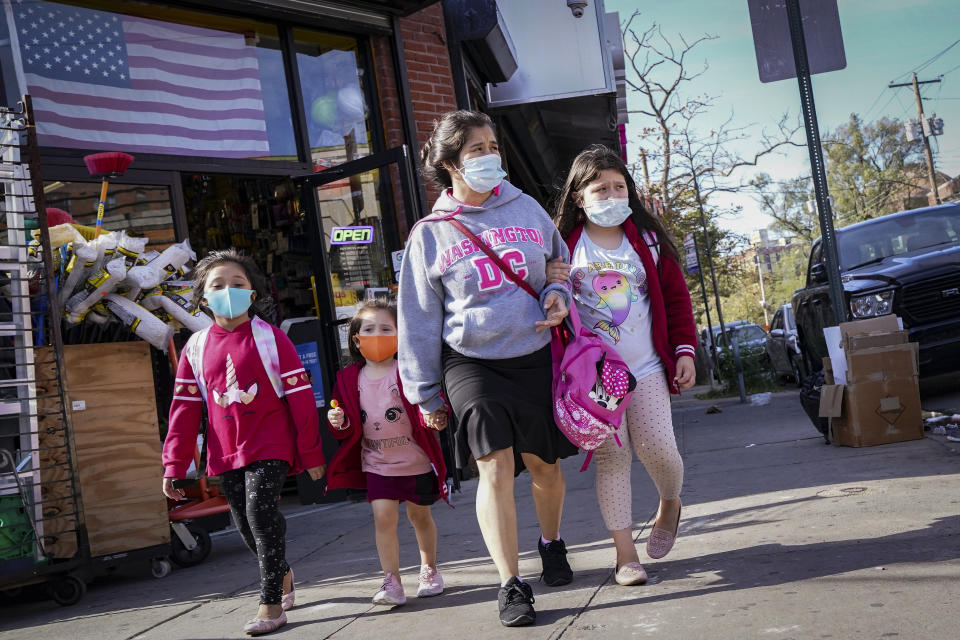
[
  {"x1": 251, "y1": 316, "x2": 284, "y2": 398},
  {"x1": 183, "y1": 326, "x2": 211, "y2": 403}
]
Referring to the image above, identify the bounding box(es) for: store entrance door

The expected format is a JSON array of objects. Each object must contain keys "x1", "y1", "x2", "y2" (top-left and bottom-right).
[{"x1": 295, "y1": 145, "x2": 420, "y2": 371}]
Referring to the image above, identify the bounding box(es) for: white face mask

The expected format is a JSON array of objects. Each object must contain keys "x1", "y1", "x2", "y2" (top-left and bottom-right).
[
  {"x1": 583, "y1": 198, "x2": 632, "y2": 227},
  {"x1": 457, "y1": 154, "x2": 506, "y2": 193}
]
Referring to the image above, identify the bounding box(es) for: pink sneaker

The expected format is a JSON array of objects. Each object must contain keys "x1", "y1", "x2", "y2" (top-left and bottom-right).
[
  {"x1": 372, "y1": 572, "x2": 406, "y2": 606},
  {"x1": 416, "y1": 565, "x2": 444, "y2": 597}
]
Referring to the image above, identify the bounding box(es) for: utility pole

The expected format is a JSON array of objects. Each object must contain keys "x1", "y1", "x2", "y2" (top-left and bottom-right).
[
  {"x1": 689, "y1": 162, "x2": 729, "y2": 350},
  {"x1": 890, "y1": 73, "x2": 942, "y2": 205},
  {"x1": 691, "y1": 236, "x2": 718, "y2": 382},
  {"x1": 755, "y1": 248, "x2": 769, "y2": 327}
]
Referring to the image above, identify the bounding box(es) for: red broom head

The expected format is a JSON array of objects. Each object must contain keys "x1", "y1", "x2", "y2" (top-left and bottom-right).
[
  {"x1": 45, "y1": 207, "x2": 76, "y2": 226},
  {"x1": 83, "y1": 151, "x2": 134, "y2": 178}
]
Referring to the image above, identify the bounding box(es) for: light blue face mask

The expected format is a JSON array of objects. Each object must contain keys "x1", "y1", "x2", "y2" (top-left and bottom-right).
[
  {"x1": 458, "y1": 153, "x2": 506, "y2": 193},
  {"x1": 584, "y1": 198, "x2": 632, "y2": 227},
  {"x1": 204, "y1": 287, "x2": 253, "y2": 319}
]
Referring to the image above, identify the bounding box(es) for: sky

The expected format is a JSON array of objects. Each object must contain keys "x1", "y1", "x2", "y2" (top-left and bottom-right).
[{"x1": 605, "y1": 0, "x2": 960, "y2": 237}]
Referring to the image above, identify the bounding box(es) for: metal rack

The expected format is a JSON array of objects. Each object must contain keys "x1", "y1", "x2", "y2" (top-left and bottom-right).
[{"x1": 0, "y1": 97, "x2": 87, "y2": 604}]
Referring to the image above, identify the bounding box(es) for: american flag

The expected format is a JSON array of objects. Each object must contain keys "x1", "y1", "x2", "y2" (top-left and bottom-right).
[{"x1": 7, "y1": 0, "x2": 270, "y2": 158}]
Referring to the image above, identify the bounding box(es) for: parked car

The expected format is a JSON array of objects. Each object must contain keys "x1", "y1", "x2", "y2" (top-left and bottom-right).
[
  {"x1": 792, "y1": 202, "x2": 960, "y2": 377},
  {"x1": 701, "y1": 321, "x2": 768, "y2": 361},
  {"x1": 765, "y1": 303, "x2": 805, "y2": 384}
]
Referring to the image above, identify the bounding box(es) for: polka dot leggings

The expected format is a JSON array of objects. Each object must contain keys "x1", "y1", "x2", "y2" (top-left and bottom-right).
[
  {"x1": 220, "y1": 459, "x2": 290, "y2": 605},
  {"x1": 592, "y1": 372, "x2": 683, "y2": 532}
]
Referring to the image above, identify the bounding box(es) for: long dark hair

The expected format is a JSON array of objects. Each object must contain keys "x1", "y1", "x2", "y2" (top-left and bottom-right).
[
  {"x1": 191, "y1": 248, "x2": 271, "y2": 319},
  {"x1": 346, "y1": 299, "x2": 398, "y2": 365},
  {"x1": 552, "y1": 144, "x2": 678, "y2": 260},
  {"x1": 421, "y1": 110, "x2": 497, "y2": 189}
]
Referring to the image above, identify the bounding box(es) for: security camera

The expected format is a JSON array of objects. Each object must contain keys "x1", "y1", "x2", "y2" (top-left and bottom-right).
[{"x1": 566, "y1": 0, "x2": 588, "y2": 19}]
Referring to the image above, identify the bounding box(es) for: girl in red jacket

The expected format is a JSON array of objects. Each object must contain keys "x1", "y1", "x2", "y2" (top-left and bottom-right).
[
  {"x1": 326, "y1": 299, "x2": 449, "y2": 607},
  {"x1": 162, "y1": 249, "x2": 325, "y2": 636},
  {"x1": 549, "y1": 145, "x2": 697, "y2": 586}
]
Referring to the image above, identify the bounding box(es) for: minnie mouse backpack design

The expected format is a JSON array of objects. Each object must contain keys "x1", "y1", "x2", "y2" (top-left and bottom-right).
[{"x1": 551, "y1": 302, "x2": 637, "y2": 470}]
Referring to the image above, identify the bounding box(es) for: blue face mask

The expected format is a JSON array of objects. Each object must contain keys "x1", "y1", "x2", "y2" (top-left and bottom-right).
[
  {"x1": 584, "y1": 198, "x2": 632, "y2": 227},
  {"x1": 458, "y1": 154, "x2": 506, "y2": 193},
  {"x1": 204, "y1": 287, "x2": 253, "y2": 319}
]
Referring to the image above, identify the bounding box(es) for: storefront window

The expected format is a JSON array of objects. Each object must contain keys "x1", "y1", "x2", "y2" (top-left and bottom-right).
[
  {"x1": 1, "y1": 0, "x2": 297, "y2": 160},
  {"x1": 43, "y1": 179, "x2": 175, "y2": 248},
  {"x1": 182, "y1": 173, "x2": 317, "y2": 323},
  {"x1": 294, "y1": 29, "x2": 373, "y2": 171},
  {"x1": 315, "y1": 168, "x2": 394, "y2": 364}
]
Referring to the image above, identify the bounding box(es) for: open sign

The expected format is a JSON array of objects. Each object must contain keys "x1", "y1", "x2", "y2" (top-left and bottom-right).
[{"x1": 330, "y1": 225, "x2": 374, "y2": 245}]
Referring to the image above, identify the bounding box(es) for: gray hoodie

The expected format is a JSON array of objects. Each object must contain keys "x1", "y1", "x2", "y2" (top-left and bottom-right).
[{"x1": 398, "y1": 181, "x2": 571, "y2": 412}]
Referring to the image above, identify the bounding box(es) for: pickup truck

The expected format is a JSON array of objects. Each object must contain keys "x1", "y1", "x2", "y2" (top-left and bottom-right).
[{"x1": 792, "y1": 202, "x2": 960, "y2": 377}]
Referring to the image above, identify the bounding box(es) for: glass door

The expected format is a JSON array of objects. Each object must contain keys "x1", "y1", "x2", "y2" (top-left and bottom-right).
[{"x1": 295, "y1": 145, "x2": 419, "y2": 368}]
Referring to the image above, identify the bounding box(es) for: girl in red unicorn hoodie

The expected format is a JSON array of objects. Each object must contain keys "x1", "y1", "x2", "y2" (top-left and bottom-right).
[{"x1": 326, "y1": 299, "x2": 449, "y2": 607}]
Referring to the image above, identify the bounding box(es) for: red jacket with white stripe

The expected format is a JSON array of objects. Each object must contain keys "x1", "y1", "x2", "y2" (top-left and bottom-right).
[
  {"x1": 565, "y1": 219, "x2": 697, "y2": 394},
  {"x1": 163, "y1": 320, "x2": 326, "y2": 478}
]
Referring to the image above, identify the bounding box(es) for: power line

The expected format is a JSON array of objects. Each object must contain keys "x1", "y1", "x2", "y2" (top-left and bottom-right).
[{"x1": 891, "y1": 38, "x2": 960, "y2": 83}]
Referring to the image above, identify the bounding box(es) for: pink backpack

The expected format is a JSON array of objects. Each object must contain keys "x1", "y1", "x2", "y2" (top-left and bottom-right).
[
  {"x1": 438, "y1": 215, "x2": 636, "y2": 470},
  {"x1": 550, "y1": 303, "x2": 637, "y2": 469}
]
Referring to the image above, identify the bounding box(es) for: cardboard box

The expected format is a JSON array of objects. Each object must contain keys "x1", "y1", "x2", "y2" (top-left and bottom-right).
[{"x1": 819, "y1": 317, "x2": 923, "y2": 447}]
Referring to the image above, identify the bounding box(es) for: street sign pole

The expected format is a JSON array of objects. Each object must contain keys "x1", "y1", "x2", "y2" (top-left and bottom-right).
[{"x1": 785, "y1": 0, "x2": 847, "y2": 326}]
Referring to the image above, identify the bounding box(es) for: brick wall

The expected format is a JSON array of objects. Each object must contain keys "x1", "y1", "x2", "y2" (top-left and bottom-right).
[
  {"x1": 398, "y1": 3, "x2": 458, "y2": 205},
  {"x1": 373, "y1": 2, "x2": 458, "y2": 236}
]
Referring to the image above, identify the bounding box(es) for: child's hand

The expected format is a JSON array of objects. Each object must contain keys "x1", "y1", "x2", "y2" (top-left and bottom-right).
[
  {"x1": 536, "y1": 291, "x2": 568, "y2": 332},
  {"x1": 328, "y1": 406, "x2": 347, "y2": 430},
  {"x1": 546, "y1": 258, "x2": 571, "y2": 285},
  {"x1": 162, "y1": 477, "x2": 185, "y2": 501},
  {"x1": 674, "y1": 355, "x2": 696, "y2": 390},
  {"x1": 423, "y1": 407, "x2": 448, "y2": 431},
  {"x1": 306, "y1": 465, "x2": 325, "y2": 482}
]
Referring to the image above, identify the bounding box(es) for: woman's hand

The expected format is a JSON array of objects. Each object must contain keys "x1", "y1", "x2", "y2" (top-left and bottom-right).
[
  {"x1": 422, "y1": 407, "x2": 448, "y2": 431},
  {"x1": 674, "y1": 355, "x2": 696, "y2": 390},
  {"x1": 545, "y1": 258, "x2": 571, "y2": 285},
  {"x1": 536, "y1": 292, "x2": 568, "y2": 332},
  {"x1": 306, "y1": 465, "x2": 326, "y2": 482},
  {"x1": 328, "y1": 406, "x2": 347, "y2": 430},
  {"x1": 162, "y1": 477, "x2": 185, "y2": 501}
]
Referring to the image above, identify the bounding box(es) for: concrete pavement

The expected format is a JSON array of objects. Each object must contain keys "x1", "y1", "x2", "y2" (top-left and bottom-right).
[{"x1": 2, "y1": 390, "x2": 959, "y2": 639}]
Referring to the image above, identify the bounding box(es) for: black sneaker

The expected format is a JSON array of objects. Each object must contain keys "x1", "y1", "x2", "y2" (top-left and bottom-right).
[
  {"x1": 498, "y1": 577, "x2": 536, "y2": 627},
  {"x1": 538, "y1": 537, "x2": 573, "y2": 586}
]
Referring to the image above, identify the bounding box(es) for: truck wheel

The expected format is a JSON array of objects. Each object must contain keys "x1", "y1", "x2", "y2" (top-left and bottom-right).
[
  {"x1": 170, "y1": 524, "x2": 212, "y2": 568},
  {"x1": 50, "y1": 575, "x2": 86, "y2": 606},
  {"x1": 790, "y1": 355, "x2": 805, "y2": 387}
]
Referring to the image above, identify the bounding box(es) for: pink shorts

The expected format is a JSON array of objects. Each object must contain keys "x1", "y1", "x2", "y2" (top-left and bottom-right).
[{"x1": 365, "y1": 471, "x2": 439, "y2": 505}]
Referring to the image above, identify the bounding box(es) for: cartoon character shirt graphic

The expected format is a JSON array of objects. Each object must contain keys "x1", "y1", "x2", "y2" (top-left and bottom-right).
[
  {"x1": 357, "y1": 361, "x2": 431, "y2": 476},
  {"x1": 571, "y1": 231, "x2": 664, "y2": 380}
]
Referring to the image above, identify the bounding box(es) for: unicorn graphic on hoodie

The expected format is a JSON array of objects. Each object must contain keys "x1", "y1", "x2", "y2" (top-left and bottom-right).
[{"x1": 592, "y1": 270, "x2": 639, "y2": 344}]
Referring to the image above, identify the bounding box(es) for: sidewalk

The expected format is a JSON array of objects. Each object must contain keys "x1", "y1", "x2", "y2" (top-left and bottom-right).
[{"x1": 2, "y1": 393, "x2": 959, "y2": 639}]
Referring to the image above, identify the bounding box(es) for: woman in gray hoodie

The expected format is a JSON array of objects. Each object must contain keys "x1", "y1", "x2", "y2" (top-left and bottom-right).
[{"x1": 397, "y1": 110, "x2": 576, "y2": 627}]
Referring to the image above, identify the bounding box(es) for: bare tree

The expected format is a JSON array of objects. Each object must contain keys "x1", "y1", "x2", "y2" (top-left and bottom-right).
[{"x1": 622, "y1": 11, "x2": 802, "y2": 211}]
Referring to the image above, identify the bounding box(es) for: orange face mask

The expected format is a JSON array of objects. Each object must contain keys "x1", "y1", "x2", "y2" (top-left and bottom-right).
[{"x1": 356, "y1": 334, "x2": 398, "y2": 363}]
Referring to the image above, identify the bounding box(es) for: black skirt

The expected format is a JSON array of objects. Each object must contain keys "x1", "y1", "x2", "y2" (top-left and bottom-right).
[{"x1": 441, "y1": 343, "x2": 578, "y2": 476}]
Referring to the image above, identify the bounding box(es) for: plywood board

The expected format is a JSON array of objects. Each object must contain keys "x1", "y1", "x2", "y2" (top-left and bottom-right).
[{"x1": 63, "y1": 342, "x2": 169, "y2": 557}]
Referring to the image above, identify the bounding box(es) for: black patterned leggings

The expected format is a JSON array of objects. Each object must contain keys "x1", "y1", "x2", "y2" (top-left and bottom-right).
[{"x1": 220, "y1": 459, "x2": 290, "y2": 605}]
